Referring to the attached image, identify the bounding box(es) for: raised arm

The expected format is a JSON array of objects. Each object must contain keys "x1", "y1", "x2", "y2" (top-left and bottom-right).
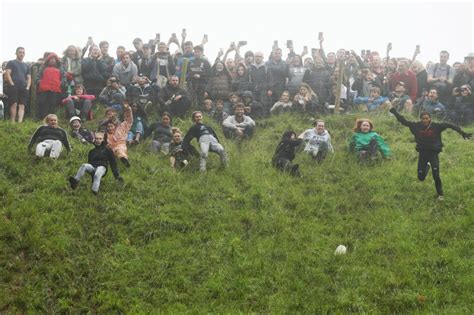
[{"x1": 389, "y1": 107, "x2": 414, "y2": 128}]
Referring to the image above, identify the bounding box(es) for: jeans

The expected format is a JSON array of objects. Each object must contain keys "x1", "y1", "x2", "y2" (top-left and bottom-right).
[{"x1": 74, "y1": 163, "x2": 107, "y2": 193}]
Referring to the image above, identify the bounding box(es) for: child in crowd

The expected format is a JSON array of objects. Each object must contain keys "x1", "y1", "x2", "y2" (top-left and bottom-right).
[
  {"x1": 69, "y1": 132, "x2": 123, "y2": 194},
  {"x1": 61, "y1": 84, "x2": 95, "y2": 120},
  {"x1": 348, "y1": 118, "x2": 391, "y2": 161},
  {"x1": 353, "y1": 86, "x2": 390, "y2": 112},
  {"x1": 212, "y1": 98, "x2": 229, "y2": 123},
  {"x1": 298, "y1": 119, "x2": 334, "y2": 162},
  {"x1": 69, "y1": 116, "x2": 94, "y2": 144},
  {"x1": 98, "y1": 107, "x2": 119, "y2": 133},
  {"x1": 272, "y1": 131, "x2": 303, "y2": 176}
]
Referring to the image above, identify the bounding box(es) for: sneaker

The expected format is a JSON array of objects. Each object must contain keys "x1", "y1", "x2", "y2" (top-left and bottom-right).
[
  {"x1": 437, "y1": 195, "x2": 444, "y2": 201},
  {"x1": 92, "y1": 190, "x2": 99, "y2": 195},
  {"x1": 120, "y1": 157, "x2": 131, "y2": 167},
  {"x1": 69, "y1": 176, "x2": 79, "y2": 190}
]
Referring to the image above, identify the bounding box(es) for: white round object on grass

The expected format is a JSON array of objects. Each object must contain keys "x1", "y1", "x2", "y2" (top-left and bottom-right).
[{"x1": 334, "y1": 245, "x2": 347, "y2": 255}]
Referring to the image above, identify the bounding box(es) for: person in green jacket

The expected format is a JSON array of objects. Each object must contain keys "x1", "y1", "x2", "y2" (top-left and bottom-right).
[{"x1": 349, "y1": 118, "x2": 391, "y2": 160}]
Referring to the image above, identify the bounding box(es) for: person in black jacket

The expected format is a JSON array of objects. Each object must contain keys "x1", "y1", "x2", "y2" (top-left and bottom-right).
[
  {"x1": 68, "y1": 132, "x2": 123, "y2": 194},
  {"x1": 183, "y1": 111, "x2": 228, "y2": 172},
  {"x1": 272, "y1": 130, "x2": 303, "y2": 176},
  {"x1": 28, "y1": 114, "x2": 71, "y2": 159},
  {"x1": 390, "y1": 107, "x2": 472, "y2": 200},
  {"x1": 158, "y1": 75, "x2": 191, "y2": 117},
  {"x1": 81, "y1": 46, "x2": 107, "y2": 97}
]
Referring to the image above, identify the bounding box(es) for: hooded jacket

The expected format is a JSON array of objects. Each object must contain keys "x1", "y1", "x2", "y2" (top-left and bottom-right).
[{"x1": 37, "y1": 53, "x2": 65, "y2": 93}]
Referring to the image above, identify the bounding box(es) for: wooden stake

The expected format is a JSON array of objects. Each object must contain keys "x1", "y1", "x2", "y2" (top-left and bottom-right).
[{"x1": 334, "y1": 59, "x2": 344, "y2": 114}]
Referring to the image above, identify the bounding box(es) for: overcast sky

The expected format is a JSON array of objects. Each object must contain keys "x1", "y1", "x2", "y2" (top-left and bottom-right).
[{"x1": 1, "y1": 0, "x2": 473, "y2": 65}]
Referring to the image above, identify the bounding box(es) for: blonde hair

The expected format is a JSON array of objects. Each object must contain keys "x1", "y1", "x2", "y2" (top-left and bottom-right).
[{"x1": 44, "y1": 114, "x2": 58, "y2": 125}]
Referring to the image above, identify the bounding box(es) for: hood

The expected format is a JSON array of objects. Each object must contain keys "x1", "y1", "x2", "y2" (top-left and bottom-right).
[{"x1": 45, "y1": 53, "x2": 60, "y2": 65}]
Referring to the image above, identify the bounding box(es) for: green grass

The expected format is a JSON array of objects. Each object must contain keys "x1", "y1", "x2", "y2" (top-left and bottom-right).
[{"x1": 0, "y1": 110, "x2": 473, "y2": 313}]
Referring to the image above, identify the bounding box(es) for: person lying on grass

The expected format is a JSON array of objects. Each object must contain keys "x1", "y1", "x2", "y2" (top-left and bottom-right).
[
  {"x1": 69, "y1": 116, "x2": 95, "y2": 144},
  {"x1": 28, "y1": 114, "x2": 71, "y2": 160},
  {"x1": 389, "y1": 106, "x2": 471, "y2": 200},
  {"x1": 69, "y1": 132, "x2": 123, "y2": 195},
  {"x1": 169, "y1": 128, "x2": 198, "y2": 170},
  {"x1": 348, "y1": 118, "x2": 391, "y2": 161}
]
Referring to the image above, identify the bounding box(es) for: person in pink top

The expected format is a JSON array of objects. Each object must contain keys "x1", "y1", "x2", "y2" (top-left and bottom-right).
[
  {"x1": 61, "y1": 84, "x2": 95, "y2": 120},
  {"x1": 106, "y1": 101, "x2": 133, "y2": 167}
]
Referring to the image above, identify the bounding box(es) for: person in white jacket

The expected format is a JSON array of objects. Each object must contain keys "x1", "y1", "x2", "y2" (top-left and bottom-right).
[
  {"x1": 298, "y1": 119, "x2": 334, "y2": 162},
  {"x1": 222, "y1": 102, "x2": 255, "y2": 139}
]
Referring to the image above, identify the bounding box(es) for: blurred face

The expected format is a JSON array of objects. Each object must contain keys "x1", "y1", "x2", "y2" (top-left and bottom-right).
[
  {"x1": 216, "y1": 100, "x2": 224, "y2": 110},
  {"x1": 230, "y1": 95, "x2": 239, "y2": 103},
  {"x1": 48, "y1": 116, "x2": 58, "y2": 128},
  {"x1": 395, "y1": 84, "x2": 405, "y2": 94},
  {"x1": 71, "y1": 120, "x2": 81, "y2": 129},
  {"x1": 245, "y1": 55, "x2": 254, "y2": 64},
  {"x1": 336, "y1": 49, "x2": 346, "y2": 60},
  {"x1": 131, "y1": 104, "x2": 139, "y2": 112},
  {"x1": 254, "y1": 53, "x2": 264, "y2": 64},
  {"x1": 106, "y1": 122, "x2": 116, "y2": 134},
  {"x1": 158, "y1": 43, "x2": 167, "y2": 53},
  {"x1": 461, "y1": 87, "x2": 470, "y2": 96},
  {"x1": 143, "y1": 47, "x2": 151, "y2": 57},
  {"x1": 170, "y1": 76, "x2": 179, "y2": 87},
  {"x1": 75, "y1": 86, "x2": 84, "y2": 95},
  {"x1": 273, "y1": 49, "x2": 282, "y2": 61},
  {"x1": 316, "y1": 122, "x2": 325, "y2": 134},
  {"x1": 203, "y1": 100, "x2": 213, "y2": 111},
  {"x1": 388, "y1": 60, "x2": 396, "y2": 70},
  {"x1": 193, "y1": 112, "x2": 203, "y2": 124},
  {"x1": 216, "y1": 63, "x2": 224, "y2": 72},
  {"x1": 327, "y1": 53, "x2": 336, "y2": 64},
  {"x1": 194, "y1": 49, "x2": 203, "y2": 58},
  {"x1": 90, "y1": 46, "x2": 100, "y2": 58},
  {"x1": 16, "y1": 48, "x2": 25, "y2": 61},
  {"x1": 94, "y1": 134, "x2": 104, "y2": 146},
  {"x1": 290, "y1": 133, "x2": 296, "y2": 139},
  {"x1": 371, "y1": 56, "x2": 381, "y2": 68},
  {"x1": 428, "y1": 89, "x2": 438, "y2": 101},
  {"x1": 184, "y1": 44, "x2": 193, "y2": 54},
  {"x1": 314, "y1": 57, "x2": 323, "y2": 68},
  {"x1": 116, "y1": 47, "x2": 125, "y2": 59},
  {"x1": 100, "y1": 43, "x2": 109, "y2": 55},
  {"x1": 360, "y1": 121, "x2": 371, "y2": 133},
  {"x1": 281, "y1": 92, "x2": 290, "y2": 102},
  {"x1": 226, "y1": 59, "x2": 235, "y2": 69},
  {"x1": 122, "y1": 54, "x2": 130, "y2": 65},
  {"x1": 173, "y1": 132, "x2": 182, "y2": 143},
  {"x1": 162, "y1": 115, "x2": 171, "y2": 126},
  {"x1": 138, "y1": 77, "x2": 147, "y2": 85},
  {"x1": 67, "y1": 46, "x2": 76, "y2": 58},
  {"x1": 398, "y1": 62, "x2": 408, "y2": 73},
  {"x1": 421, "y1": 114, "x2": 431, "y2": 127},
  {"x1": 106, "y1": 110, "x2": 116, "y2": 120},
  {"x1": 370, "y1": 90, "x2": 380, "y2": 98},
  {"x1": 133, "y1": 41, "x2": 143, "y2": 51},
  {"x1": 48, "y1": 57, "x2": 58, "y2": 66},
  {"x1": 235, "y1": 106, "x2": 245, "y2": 117},
  {"x1": 237, "y1": 66, "x2": 245, "y2": 76},
  {"x1": 299, "y1": 86, "x2": 308, "y2": 95},
  {"x1": 440, "y1": 52, "x2": 449, "y2": 64}
]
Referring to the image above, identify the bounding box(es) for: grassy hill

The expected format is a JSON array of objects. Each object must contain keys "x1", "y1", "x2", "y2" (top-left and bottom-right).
[{"x1": 0, "y1": 111, "x2": 473, "y2": 313}]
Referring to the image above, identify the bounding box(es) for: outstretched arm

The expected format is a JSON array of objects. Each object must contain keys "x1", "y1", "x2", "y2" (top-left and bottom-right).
[
  {"x1": 440, "y1": 123, "x2": 472, "y2": 139},
  {"x1": 389, "y1": 107, "x2": 413, "y2": 128}
]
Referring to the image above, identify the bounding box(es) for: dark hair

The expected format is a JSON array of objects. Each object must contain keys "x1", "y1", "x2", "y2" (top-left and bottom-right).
[
  {"x1": 117, "y1": 45, "x2": 125, "y2": 50},
  {"x1": 16, "y1": 47, "x2": 25, "y2": 53},
  {"x1": 419, "y1": 111, "x2": 431, "y2": 119},
  {"x1": 440, "y1": 50, "x2": 450, "y2": 57},
  {"x1": 99, "y1": 41, "x2": 109, "y2": 48},
  {"x1": 121, "y1": 52, "x2": 131, "y2": 59}
]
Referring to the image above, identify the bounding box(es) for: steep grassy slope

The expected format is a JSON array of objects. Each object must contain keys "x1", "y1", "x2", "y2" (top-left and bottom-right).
[{"x1": 0, "y1": 112, "x2": 473, "y2": 313}]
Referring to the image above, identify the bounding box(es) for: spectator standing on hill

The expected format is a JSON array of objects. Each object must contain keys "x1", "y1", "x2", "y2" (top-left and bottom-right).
[
  {"x1": 427, "y1": 51, "x2": 454, "y2": 103},
  {"x1": 390, "y1": 107, "x2": 471, "y2": 200},
  {"x1": 82, "y1": 45, "x2": 107, "y2": 97},
  {"x1": 5, "y1": 47, "x2": 31, "y2": 123},
  {"x1": 36, "y1": 53, "x2": 66, "y2": 120}
]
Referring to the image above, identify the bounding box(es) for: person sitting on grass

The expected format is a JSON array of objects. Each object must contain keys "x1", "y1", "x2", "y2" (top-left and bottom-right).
[
  {"x1": 270, "y1": 90, "x2": 293, "y2": 114},
  {"x1": 97, "y1": 107, "x2": 120, "y2": 133},
  {"x1": 298, "y1": 119, "x2": 334, "y2": 162},
  {"x1": 353, "y1": 86, "x2": 390, "y2": 112},
  {"x1": 149, "y1": 111, "x2": 173, "y2": 154},
  {"x1": 61, "y1": 84, "x2": 95, "y2": 120},
  {"x1": 212, "y1": 98, "x2": 229, "y2": 123},
  {"x1": 169, "y1": 128, "x2": 198, "y2": 170},
  {"x1": 28, "y1": 114, "x2": 72, "y2": 160},
  {"x1": 388, "y1": 81, "x2": 413, "y2": 113},
  {"x1": 272, "y1": 130, "x2": 303, "y2": 176},
  {"x1": 68, "y1": 132, "x2": 123, "y2": 195},
  {"x1": 69, "y1": 116, "x2": 94, "y2": 144},
  {"x1": 348, "y1": 118, "x2": 391, "y2": 161},
  {"x1": 98, "y1": 77, "x2": 126, "y2": 112},
  {"x1": 222, "y1": 102, "x2": 255, "y2": 139},
  {"x1": 183, "y1": 111, "x2": 228, "y2": 172},
  {"x1": 105, "y1": 101, "x2": 133, "y2": 167},
  {"x1": 127, "y1": 102, "x2": 148, "y2": 146},
  {"x1": 389, "y1": 106, "x2": 471, "y2": 200}
]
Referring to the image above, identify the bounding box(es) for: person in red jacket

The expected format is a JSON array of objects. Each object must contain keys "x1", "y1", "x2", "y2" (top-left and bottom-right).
[
  {"x1": 388, "y1": 60, "x2": 417, "y2": 102},
  {"x1": 36, "y1": 53, "x2": 66, "y2": 119}
]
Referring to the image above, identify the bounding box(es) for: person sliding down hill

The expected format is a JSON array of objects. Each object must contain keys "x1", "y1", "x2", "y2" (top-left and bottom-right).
[
  {"x1": 348, "y1": 118, "x2": 391, "y2": 161},
  {"x1": 272, "y1": 131, "x2": 303, "y2": 176},
  {"x1": 69, "y1": 132, "x2": 123, "y2": 194},
  {"x1": 390, "y1": 107, "x2": 472, "y2": 200}
]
